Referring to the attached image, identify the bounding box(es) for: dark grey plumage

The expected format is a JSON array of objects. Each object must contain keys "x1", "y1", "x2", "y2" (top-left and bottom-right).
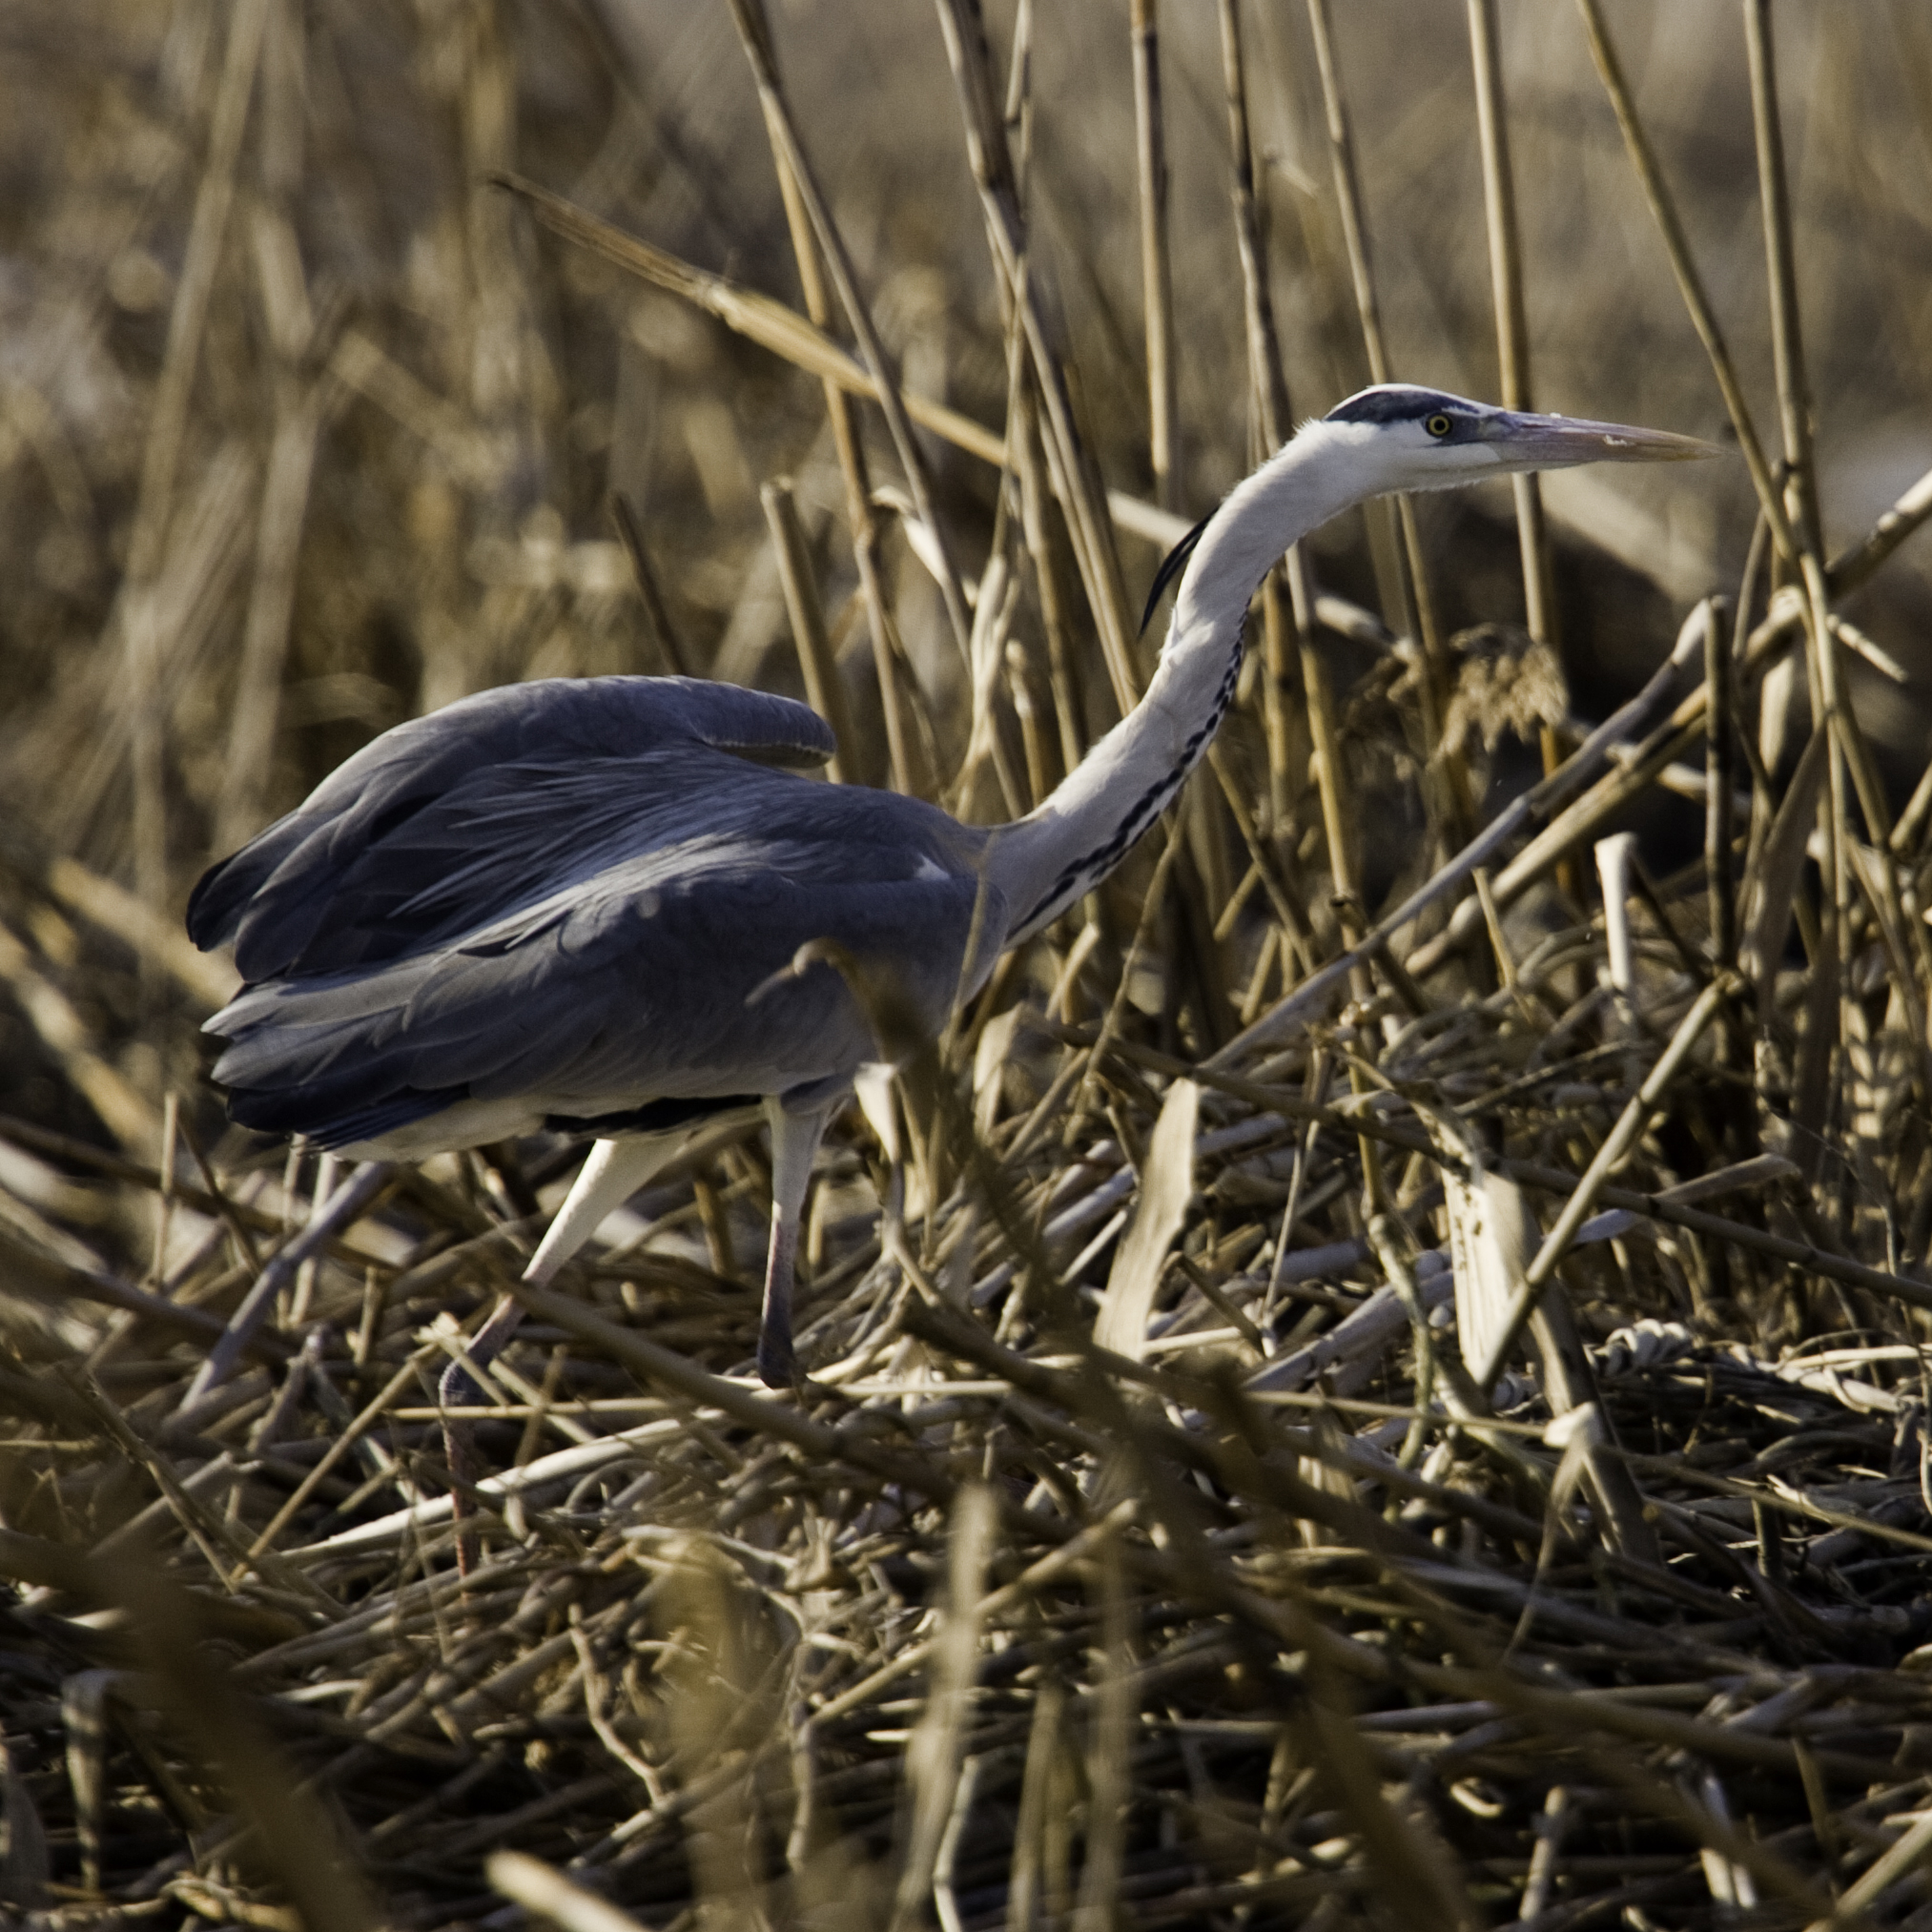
[
  {"x1": 1323, "y1": 383, "x2": 1470, "y2": 427},
  {"x1": 192, "y1": 677, "x2": 995, "y2": 1152}
]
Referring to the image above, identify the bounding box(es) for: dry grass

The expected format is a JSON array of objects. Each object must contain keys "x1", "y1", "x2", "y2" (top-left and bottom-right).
[{"x1": 4, "y1": 2, "x2": 1932, "y2": 1927}]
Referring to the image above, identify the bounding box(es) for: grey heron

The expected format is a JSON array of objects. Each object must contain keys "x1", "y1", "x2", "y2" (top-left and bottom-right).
[{"x1": 189, "y1": 384, "x2": 1710, "y2": 1479}]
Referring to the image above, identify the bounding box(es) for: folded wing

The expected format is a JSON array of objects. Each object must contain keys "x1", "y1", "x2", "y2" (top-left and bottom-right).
[
  {"x1": 188, "y1": 677, "x2": 839, "y2": 981},
  {"x1": 195, "y1": 693, "x2": 998, "y2": 1148}
]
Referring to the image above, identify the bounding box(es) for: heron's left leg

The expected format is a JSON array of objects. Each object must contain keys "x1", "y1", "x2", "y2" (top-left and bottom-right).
[
  {"x1": 442, "y1": 1132, "x2": 684, "y2": 1566},
  {"x1": 757, "y1": 1100, "x2": 833, "y2": 1387}
]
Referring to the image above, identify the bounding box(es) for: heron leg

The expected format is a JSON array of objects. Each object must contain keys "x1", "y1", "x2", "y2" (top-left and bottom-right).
[
  {"x1": 442, "y1": 1133, "x2": 685, "y2": 1569},
  {"x1": 757, "y1": 1100, "x2": 832, "y2": 1387}
]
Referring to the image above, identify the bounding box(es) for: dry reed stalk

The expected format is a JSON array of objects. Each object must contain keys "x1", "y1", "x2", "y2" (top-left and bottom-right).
[
  {"x1": 1465, "y1": 0, "x2": 1573, "y2": 921},
  {"x1": 748, "y1": 4, "x2": 920, "y2": 798},
  {"x1": 931, "y1": 0, "x2": 1141, "y2": 717},
  {"x1": 890, "y1": 1482, "x2": 995, "y2": 1930},
  {"x1": 488, "y1": 1850, "x2": 645, "y2": 1932},
  {"x1": 502, "y1": 169, "x2": 1406, "y2": 700},
  {"x1": 1466, "y1": 0, "x2": 1555, "y2": 652},
  {"x1": 1303, "y1": 0, "x2": 1446, "y2": 714},
  {"x1": 1080, "y1": 1014, "x2": 1931, "y2": 1311},
  {"x1": 606, "y1": 492, "x2": 691, "y2": 677},
  {"x1": 1222, "y1": 605, "x2": 1710, "y2": 1065},
  {"x1": 1216, "y1": 0, "x2": 1341, "y2": 934},
  {"x1": 1743, "y1": 2, "x2": 1861, "y2": 1171},
  {"x1": 214, "y1": 195, "x2": 336, "y2": 855},
  {"x1": 1070, "y1": 1523, "x2": 1131, "y2": 1932},
  {"x1": 762, "y1": 476, "x2": 856, "y2": 784},
  {"x1": 112, "y1": 0, "x2": 270, "y2": 915},
  {"x1": 727, "y1": 0, "x2": 976, "y2": 682},
  {"x1": 1572, "y1": 0, "x2": 1790, "y2": 554},
  {"x1": 1129, "y1": 0, "x2": 1177, "y2": 517},
  {"x1": 1829, "y1": 459, "x2": 1932, "y2": 594}
]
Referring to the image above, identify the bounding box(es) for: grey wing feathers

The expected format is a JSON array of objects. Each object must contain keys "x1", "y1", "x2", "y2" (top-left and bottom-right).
[
  {"x1": 195, "y1": 700, "x2": 1001, "y2": 1149},
  {"x1": 210, "y1": 864, "x2": 992, "y2": 1145},
  {"x1": 188, "y1": 677, "x2": 836, "y2": 982}
]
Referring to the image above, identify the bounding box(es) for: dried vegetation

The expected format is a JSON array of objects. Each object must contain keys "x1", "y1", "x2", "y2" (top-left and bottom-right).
[{"x1": 4, "y1": 2, "x2": 1932, "y2": 1928}]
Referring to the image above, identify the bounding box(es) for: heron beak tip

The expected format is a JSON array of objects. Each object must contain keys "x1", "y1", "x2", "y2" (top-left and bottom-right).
[
  {"x1": 1612, "y1": 431, "x2": 1727, "y2": 463},
  {"x1": 1489, "y1": 410, "x2": 1724, "y2": 467}
]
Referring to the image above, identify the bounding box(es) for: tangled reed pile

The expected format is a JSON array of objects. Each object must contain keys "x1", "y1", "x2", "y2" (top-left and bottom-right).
[{"x1": 2, "y1": 3, "x2": 1932, "y2": 1927}]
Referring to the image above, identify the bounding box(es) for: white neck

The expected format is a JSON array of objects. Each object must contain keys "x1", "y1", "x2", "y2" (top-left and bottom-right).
[{"x1": 983, "y1": 420, "x2": 1388, "y2": 946}]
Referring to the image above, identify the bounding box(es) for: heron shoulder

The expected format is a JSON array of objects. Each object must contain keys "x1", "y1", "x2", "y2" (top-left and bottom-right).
[{"x1": 204, "y1": 817, "x2": 1000, "y2": 1150}]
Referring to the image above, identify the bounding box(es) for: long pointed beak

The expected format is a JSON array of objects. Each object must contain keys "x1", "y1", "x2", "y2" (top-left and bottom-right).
[{"x1": 1483, "y1": 411, "x2": 1722, "y2": 465}]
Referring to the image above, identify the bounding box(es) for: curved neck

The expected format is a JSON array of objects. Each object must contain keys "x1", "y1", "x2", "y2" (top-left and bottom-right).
[{"x1": 985, "y1": 421, "x2": 1378, "y2": 944}]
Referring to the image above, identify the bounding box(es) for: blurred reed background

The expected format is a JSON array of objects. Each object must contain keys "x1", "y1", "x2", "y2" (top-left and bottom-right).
[
  {"x1": 3, "y1": 3, "x2": 1932, "y2": 1927},
  {"x1": 4, "y1": 0, "x2": 1932, "y2": 1121}
]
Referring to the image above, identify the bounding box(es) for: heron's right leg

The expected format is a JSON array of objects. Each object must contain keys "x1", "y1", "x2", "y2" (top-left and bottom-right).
[
  {"x1": 442, "y1": 1133, "x2": 684, "y2": 1567},
  {"x1": 756, "y1": 1100, "x2": 833, "y2": 1387}
]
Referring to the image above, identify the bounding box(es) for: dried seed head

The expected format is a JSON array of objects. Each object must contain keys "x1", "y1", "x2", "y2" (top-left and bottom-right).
[{"x1": 1442, "y1": 622, "x2": 1570, "y2": 755}]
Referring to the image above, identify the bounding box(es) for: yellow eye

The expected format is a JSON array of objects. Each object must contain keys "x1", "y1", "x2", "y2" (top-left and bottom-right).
[{"x1": 1426, "y1": 413, "x2": 1453, "y2": 438}]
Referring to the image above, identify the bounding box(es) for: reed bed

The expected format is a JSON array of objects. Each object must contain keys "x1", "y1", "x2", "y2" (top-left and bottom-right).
[{"x1": 3, "y1": 2, "x2": 1932, "y2": 1927}]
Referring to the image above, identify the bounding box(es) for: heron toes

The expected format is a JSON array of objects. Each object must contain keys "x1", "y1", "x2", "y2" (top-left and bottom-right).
[
  {"x1": 756, "y1": 1329, "x2": 796, "y2": 1389},
  {"x1": 438, "y1": 1350, "x2": 488, "y2": 1410}
]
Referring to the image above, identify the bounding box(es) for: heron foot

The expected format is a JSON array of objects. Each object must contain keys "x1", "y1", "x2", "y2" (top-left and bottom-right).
[
  {"x1": 757, "y1": 1099, "x2": 832, "y2": 1394},
  {"x1": 756, "y1": 1328, "x2": 796, "y2": 1388}
]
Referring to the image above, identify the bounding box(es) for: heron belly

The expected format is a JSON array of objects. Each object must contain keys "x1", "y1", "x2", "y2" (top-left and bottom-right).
[
  {"x1": 338, "y1": 1088, "x2": 770, "y2": 1161},
  {"x1": 337, "y1": 1094, "x2": 552, "y2": 1160}
]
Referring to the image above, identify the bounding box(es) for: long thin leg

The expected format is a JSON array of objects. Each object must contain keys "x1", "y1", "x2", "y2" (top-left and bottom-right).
[
  {"x1": 757, "y1": 1100, "x2": 832, "y2": 1387},
  {"x1": 442, "y1": 1133, "x2": 683, "y2": 1567}
]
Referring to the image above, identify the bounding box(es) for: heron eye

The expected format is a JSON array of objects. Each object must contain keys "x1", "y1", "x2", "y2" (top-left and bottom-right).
[{"x1": 1426, "y1": 413, "x2": 1453, "y2": 439}]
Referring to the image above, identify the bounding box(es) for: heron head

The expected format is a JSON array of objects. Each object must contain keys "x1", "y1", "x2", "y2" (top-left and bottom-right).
[{"x1": 1321, "y1": 384, "x2": 1720, "y2": 487}]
